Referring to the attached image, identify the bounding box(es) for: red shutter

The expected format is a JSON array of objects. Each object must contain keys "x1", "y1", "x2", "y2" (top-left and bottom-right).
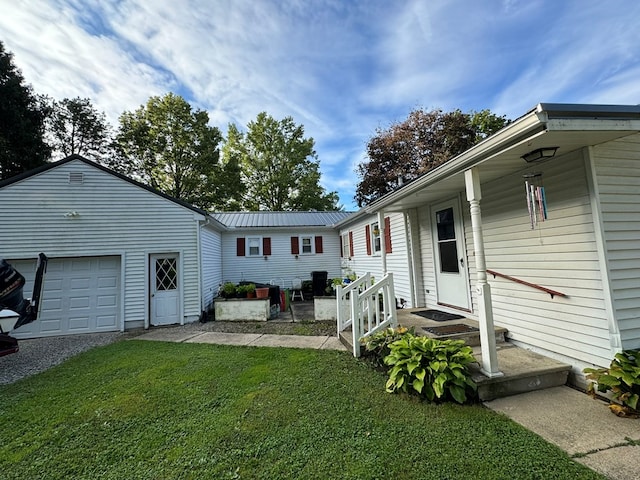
[
  {"x1": 365, "y1": 225, "x2": 371, "y2": 256},
  {"x1": 315, "y1": 236, "x2": 323, "y2": 254},
  {"x1": 290, "y1": 236, "x2": 299, "y2": 255},
  {"x1": 263, "y1": 237, "x2": 271, "y2": 256},
  {"x1": 384, "y1": 217, "x2": 392, "y2": 254},
  {"x1": 349, "y1": 231, "x2": 354, "y2": 257},
  {"x1": 236, "y1": 237, "x2": 246, "y2": 256}
]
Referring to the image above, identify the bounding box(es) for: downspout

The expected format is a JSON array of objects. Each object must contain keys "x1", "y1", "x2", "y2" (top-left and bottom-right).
[
  {"x1": 196, "y1": 218, "x2": 204, "y2": 322},
  {"x1": 465, "y1": 168, "x2": 503, "y2": 378}
]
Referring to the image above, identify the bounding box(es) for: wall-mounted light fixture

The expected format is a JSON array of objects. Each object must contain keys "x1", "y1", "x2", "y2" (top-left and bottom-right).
[
  {"x1": 64, "y1": 211, "x2": 80, "y2": 218},
  {"x1": 521, "y1": 147, "x2": 558, "y2": 163}
]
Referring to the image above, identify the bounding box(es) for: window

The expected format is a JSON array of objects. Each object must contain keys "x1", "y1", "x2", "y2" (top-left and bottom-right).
[
  {"x1": 301, "y1": 236, "x2": 313, "y2": 254},
  {"x1": 248, "y1": 237, "x2": 261, "y2": 256},
  {"x1": 371, "y1": 222, "x2": 381, "y2": 254},
  {"x1": 341, "y1": 233, "x2": 350, "y2": 258}
]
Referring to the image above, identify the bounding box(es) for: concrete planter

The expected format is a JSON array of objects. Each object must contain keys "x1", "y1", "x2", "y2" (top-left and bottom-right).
[
  {"x1": 215, "y1": 297, "x2": 270, "y2": 321},
  {"x1": 314, "y1": 296, "x2": 340, "y2": 321}
]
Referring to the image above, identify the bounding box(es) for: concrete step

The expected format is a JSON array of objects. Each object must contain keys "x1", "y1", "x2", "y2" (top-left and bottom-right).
[{"x1": 339, "y1": 328, "x2": 570, "y2": 401}]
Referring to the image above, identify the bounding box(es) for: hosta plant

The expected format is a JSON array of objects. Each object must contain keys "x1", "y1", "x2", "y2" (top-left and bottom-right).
[
  {"x1": 361, "y1": 326, "x2": 415, "y2": 368},
  {"x1": 584, "y1": 349, "x2": 640, "y2": 417},
  {"x1": 384, "y1": 335, "x2": 478, "y2": 404}
]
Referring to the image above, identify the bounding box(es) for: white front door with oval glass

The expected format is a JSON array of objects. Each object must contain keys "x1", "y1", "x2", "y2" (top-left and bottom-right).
[
  {"x1": 150, "y1": 254, "x2": 180, "y2": 326},
  {"x1": 431, "y1": 199, "x2": 471, "y2": 310}
]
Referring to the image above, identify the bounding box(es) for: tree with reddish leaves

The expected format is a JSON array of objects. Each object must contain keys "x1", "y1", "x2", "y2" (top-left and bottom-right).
[{"x1": 355, "y1": 108, "x2": 510, "y2": 207}]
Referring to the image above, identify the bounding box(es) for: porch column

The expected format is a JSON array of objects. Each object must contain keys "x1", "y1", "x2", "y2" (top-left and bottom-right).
[
  {"x1": 377, "y1": 209, "x2": 387, "y2": 275},
  {"x1": 465, "y1": 168, "x2": 503, "y2": 378}
]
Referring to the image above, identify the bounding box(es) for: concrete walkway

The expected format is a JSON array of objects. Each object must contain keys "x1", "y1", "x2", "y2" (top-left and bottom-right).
[{"x1": 135, "y1": 328, "x2": 639, "y2": 480}]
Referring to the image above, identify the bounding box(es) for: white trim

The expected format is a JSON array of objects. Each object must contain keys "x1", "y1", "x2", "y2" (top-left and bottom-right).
[{"x1": 583, "y1": 146, "x2": 622, "y2": 354}]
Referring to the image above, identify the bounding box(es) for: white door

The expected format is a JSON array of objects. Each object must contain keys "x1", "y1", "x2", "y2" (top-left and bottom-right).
[
  {"x1": 11, "y1": 256, "x2": 120, "y2": 338},
  {"x1": 431, "y1": 199, "x2": 471, "y2": 310},
  {"x1": 150, "y1": 254, "x2": 180, "y2": 326}
]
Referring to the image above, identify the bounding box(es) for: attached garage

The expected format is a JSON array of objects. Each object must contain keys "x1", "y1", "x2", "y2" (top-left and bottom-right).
[{"x1": 10, "y1": 256, "x2": 121, "y2": 339}]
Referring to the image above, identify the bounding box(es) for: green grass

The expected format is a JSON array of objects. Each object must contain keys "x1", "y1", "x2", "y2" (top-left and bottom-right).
[{"x1": 0, "y1": 341, "x2": 603, "y2": 480}]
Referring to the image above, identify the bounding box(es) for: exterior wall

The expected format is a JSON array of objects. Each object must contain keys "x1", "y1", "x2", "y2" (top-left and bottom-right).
[
  {"x1": 339, "y1": 212, "x2": 413, "y2": 307},
  {"x1": 201, "y1": 224, "x2": 223, "y2": 313},
  {"x1": 0, "y1": 159, "x2": 206, "y2": 330},
  {"x1": 592, "y1": 133, "x2": 640, "y2": 350},
  {"x1": 409, "y1": 150, "x2": 616, "y2": 369},
  {"x1": 220, "y1": 228, "x2": 342, "y2": 290}
]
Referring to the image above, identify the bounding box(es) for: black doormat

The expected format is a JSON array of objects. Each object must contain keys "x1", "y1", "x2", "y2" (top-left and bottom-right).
[
  {"x1": 413, "y1": 310, "x2": 465, "y2": 321},
  {"x1": 422, "y1": 324, "x2": 479, "y2": 336}
]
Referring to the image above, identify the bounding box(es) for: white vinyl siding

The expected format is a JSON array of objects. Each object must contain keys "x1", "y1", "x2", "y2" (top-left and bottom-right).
[
  {"x1": 201, "y1": 225, "x2": 223, "y2": 312},
  {"x1": 221, "y1": 230, "x2": 341, "y2": 288},
  {"x1": 339, "y1": 212, "x2": 413, "y2": 307},
  {"x1": 0, "y1": 159, "x2": 209, "y2": 331},
  {"x1": 592, "y1": 134, "x2": 640, "y2": 350},
  {"x1": 466, "y1": 150, "x2": 611, "y2": 366}
]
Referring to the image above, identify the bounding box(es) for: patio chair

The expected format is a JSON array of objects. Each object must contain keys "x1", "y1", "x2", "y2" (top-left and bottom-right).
[{"x1": 291, "y1": 278, "x2": 304, "y2": 301}]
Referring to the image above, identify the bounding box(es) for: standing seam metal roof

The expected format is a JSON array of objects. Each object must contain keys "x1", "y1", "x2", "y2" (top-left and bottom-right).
[{"x1": 211, "y1": 211, "x2": 353, "y2": 228}]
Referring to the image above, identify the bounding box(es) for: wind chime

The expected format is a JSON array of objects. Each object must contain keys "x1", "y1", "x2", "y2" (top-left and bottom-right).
[{"x1": 523, "y1": 172, "x2": 547, "y2": 229}]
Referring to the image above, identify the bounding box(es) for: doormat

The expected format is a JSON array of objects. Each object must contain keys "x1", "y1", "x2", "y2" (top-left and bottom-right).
[
  {"x1": 422, "y1": 324, "x2": 479, "y2": 336},
  {"x1": 413, "y1": 310, "x2": 465, "y2": 321}
]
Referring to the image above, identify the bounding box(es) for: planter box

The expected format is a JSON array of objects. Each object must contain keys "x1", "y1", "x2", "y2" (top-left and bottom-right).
[
  {"x1": 314, "y1": 296, "x2": 339, "y2": 321},
  {"x1": 215, "y1": 297, "x2": 270, "y2": 321}
]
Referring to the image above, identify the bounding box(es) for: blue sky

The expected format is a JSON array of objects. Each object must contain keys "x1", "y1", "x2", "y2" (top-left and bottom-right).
[{"x1": 2, "y1": 0, "x2": 640, "y2": 211}]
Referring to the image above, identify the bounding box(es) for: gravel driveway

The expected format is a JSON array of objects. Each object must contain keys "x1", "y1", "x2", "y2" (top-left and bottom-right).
[{"x1": 0, "y1": 332, "x2": 134, "y2": 385}]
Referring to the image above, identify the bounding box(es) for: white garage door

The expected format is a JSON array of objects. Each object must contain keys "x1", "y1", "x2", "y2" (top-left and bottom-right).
[{"x1": 10, "y1": 256, "x2": 120, "y2": 339}]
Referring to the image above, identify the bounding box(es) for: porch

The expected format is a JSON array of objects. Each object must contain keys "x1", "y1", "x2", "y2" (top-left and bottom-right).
[{"x1": 339, "y1": 306, "x2": 571, "y2": 401}]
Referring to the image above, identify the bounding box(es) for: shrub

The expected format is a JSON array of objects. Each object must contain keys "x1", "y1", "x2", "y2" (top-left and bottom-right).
[
  {"x1": 584, "y1": 349, "x2": 640, "y2": 415},
  {"x1": 384, "y1": 335, "x2": 477, "y2": 404},
  {"x1": 221, "y1": 282, "x2": 236, "y2": 298},
  {"x1": 361, "y1": 326, "x2": 414, "y2": 368}
]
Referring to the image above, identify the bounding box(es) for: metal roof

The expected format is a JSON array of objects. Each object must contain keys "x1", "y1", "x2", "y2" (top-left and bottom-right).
[{"x1": 211, "y1": 211, "x2": 353, "y2": 229}]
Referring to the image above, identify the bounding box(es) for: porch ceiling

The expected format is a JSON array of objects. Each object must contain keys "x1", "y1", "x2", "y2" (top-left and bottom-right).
[{"x1": 374, "y1": 128, "x2": 637, "y2": 212}]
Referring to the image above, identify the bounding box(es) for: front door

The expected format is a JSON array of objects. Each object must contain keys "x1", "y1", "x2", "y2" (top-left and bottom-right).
[
  {"x1": 150, "y1": 254, "x2": 180, "y2": 326},
  {"x1": 431, "y1": 199, "x2": 470, "y2": 310}
]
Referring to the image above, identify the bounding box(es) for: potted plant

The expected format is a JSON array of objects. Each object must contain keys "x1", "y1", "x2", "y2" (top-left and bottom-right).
[
  {"x1": 245, "y1": 283, "x2": 256, "y2": 298},
  {"x1": 221, "y1": 282, "x2": 236, "y2": 299},
  {"x1": 236, "y1": 284, "x2": 249, "y2": 298}
]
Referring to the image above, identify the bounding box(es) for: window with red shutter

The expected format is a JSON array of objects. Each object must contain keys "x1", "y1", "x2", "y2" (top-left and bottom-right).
[
  {"x1": 349, "y1": 231, "x2": 354, "y2": 257},
  {"x1": 365, "y1": 225, "x2": 371, "y2": 255},
  {"x1": 384, "y1": 216, "x2": 392, "y2": 253},
  {"x1": 315, "y1": 236, "x2": 323, "y2": 254}
]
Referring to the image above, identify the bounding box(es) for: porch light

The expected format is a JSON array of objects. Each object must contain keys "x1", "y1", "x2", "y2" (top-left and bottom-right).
[{"x1": 521, "y1": 147, "x2": 558, "y2": 163}]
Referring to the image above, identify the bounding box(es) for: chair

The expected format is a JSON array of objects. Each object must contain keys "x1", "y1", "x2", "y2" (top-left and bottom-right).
[{"x1": 291, "y1": 278, "x2": 304, "y2": 301}]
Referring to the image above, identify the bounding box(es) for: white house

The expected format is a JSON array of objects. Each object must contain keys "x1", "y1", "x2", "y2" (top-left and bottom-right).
[
  {"x1": 212, "y1": 211, "x2": 351, "y2": 294},
  {"x1": 352, "y1": 103, "x2": 640, "y2": 383},
  {"x1": 335, "y1": 210, "x2": 414, "y2": 308},
  {"x1": 0, "y1": 155, "x2": 226, "y2": 338}
]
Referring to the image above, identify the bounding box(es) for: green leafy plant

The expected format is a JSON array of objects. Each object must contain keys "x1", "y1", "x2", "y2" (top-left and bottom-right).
[
  {"x1": 361, "y1": 326, "x2": 414, "y2": 368},
  {"x1": 384, "y1": 335, "x2": 477, "y2": 404},
  {"x1": 221, "y1": 282, "x2": 236, "y2": 298},
  {"x1": 584, "y1": 349, "x2": 640, "y2": 415}
]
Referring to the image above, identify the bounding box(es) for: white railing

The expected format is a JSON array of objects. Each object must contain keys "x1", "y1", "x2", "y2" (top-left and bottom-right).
[{"x1": 336, "y1": 273, "x2": 397, "y2": 357}]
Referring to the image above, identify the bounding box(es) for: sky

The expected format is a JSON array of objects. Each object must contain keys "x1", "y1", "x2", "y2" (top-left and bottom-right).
[{"x1": 2, "y1": 0, "x2": 640, "y2": 211}]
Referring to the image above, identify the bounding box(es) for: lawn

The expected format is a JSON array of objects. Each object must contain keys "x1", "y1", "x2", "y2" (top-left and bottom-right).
[{"x1": 0, "y1": 341, "x2": 603, "y2": 480}]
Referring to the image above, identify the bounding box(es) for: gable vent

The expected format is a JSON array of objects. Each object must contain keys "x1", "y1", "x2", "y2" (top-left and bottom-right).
[{"x1": 68, "y1": 172, "x2": 84, "y2": 184}]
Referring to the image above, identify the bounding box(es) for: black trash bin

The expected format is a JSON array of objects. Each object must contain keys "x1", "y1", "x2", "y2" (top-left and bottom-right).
[{"x1": 311, "y1": 271, "x2": 328, "y2": 297}]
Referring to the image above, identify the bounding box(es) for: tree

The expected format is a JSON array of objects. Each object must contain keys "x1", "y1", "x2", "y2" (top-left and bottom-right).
[
  {"x1": 0, "y1": 41, "x2": 50, "y2": 180},
  {"x1": 355, "y1": 108, "x2": 510, "y2": 206},
  {"x1": 112, "y1": 93, "x2": 236, "y2": 210},
  {"x1": 46, "y1": 97, "x2": 111, "y2": 161},
  {"x1": 223, "y1": 112, "x2": 341, "y2": 211}
]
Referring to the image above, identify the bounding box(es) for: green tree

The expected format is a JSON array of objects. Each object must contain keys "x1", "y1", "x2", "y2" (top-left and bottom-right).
[
  {"x1": 0, "y1": 41, "x2": 50, "y2": 180},
  {"x1": 355, "y1": 108, "x2": 510, "y2": 206},
  {"x1": 46, "y1": 97, "x2": 111, "y2": 161},
  {"x1": 112, "y1": 93, "x2": 237, "y2": 210},
  {"x1": 223, "y1": 112, "x2": 341, "y2": 211}
]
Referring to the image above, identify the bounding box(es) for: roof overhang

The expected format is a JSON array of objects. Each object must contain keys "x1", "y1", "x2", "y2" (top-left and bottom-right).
[{"x1": 363, "y1": 103, "x2": 640, "y2": 213}]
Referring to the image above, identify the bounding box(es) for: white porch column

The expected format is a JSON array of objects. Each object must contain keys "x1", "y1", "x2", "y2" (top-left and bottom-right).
[
  {"x1": 465, "y1": 168, "x2": 503, "y2": 378},
  {"x1": 377, "y1": 209, "x2": 387, "y2": 275}
]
